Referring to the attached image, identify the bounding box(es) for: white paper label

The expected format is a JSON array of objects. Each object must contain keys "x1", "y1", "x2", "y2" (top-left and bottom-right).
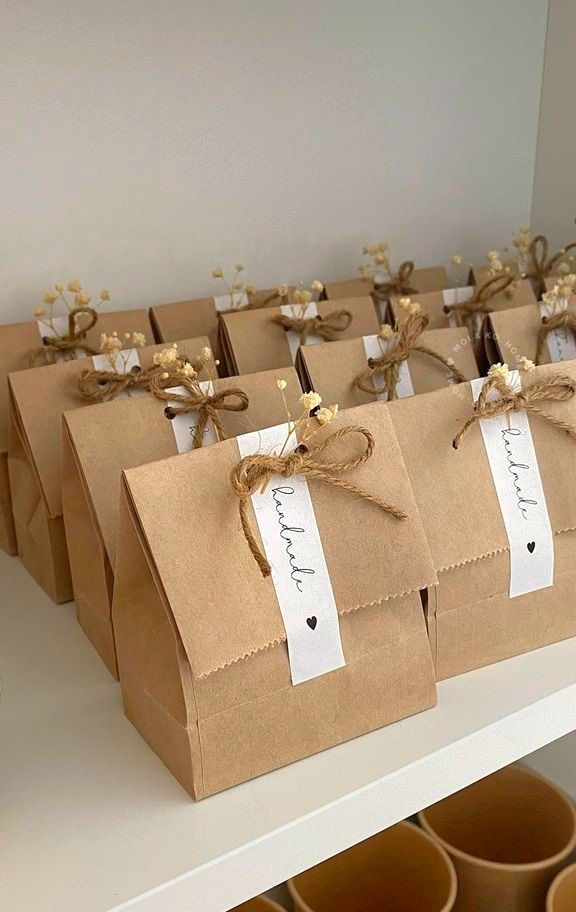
[
  {"x1": 165, "y1": 380, "x2": 217, "y2": 452},
  {"x1": 213, "y1": 292, "x2": 246, "y2": 313},
  {"x1": 362, "y1": 335, "x2": 414, "y2": 401},
  {"x1": 539, "y1": 302, "x2": 576, "y2": 363},
  {"x1": 37, "y1": 315, "x2": 87, "y2": 360},
  {"x1": 470, "y1": 372, "x2": 554, "y2": 598},
  {"x1": 280, "y1": 302, "x2": 322, "y2": 363},
  {"x1": 237, "y1": 423, "x2": 346, "y2": 685},
  {"x1": 443, "y1": 286, "x2": 475, "y2": 330},
  {"x1": 91, "y1": 348, "x2": 142, "y2": 400}
]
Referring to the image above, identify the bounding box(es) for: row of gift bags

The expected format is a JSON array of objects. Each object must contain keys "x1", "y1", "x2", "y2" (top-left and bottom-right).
[
  {"x1": 239, "y1": 766, "x2": 576, "y2": 912},
  {"x1": 2, "y1": 258, "x2": 576, "y2": 799}
]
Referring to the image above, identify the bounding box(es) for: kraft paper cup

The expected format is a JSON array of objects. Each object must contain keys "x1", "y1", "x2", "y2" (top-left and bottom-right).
[
  {"x1": 547, "y1": 863, "x2": 576, "y2": 912},
  {"x1": 288, "y1": 820, "x2": 457, "y2": 912},
  {"x1": 233, "y1": 897, "x2": 286, "y2": 912},
  {"x1": 419, "y1": 764, "x2": 576, "y2": 912}
]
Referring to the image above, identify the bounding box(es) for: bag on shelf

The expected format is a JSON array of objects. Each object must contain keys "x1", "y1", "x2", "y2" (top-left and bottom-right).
[
  {"x1": 0, "y1": 307, "x2": 152, "y2": 556},
  {"x1": 7, "y1": 328, "x2": 187, "y2": 604},
  {"x1": 62, "y1": 366, "x2": 303, "y2": 677},
  {"x1": 113, "y1": 401, "x2": 438, "y2": 798},
  {"x1": 323, "y1": 266, "x2": 447, "y2": 308},
  {"x1": 388, "y1": 360, "x2": 576, "y2": 679},
  {"x1": 219, "y1": 297, "x2": 379, "y2": 374},
  {"x1": 297, "y1": 319, "x2": 478, "y2": 409}
]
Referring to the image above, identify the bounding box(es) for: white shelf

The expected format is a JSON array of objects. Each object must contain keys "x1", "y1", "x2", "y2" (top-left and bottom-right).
[{"x1": 3, "y1": 550, "x2": 576, "y2": 912}]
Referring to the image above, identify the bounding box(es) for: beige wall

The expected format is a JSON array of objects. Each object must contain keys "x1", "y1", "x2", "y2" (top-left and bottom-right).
[
  {"x1": 1, "y1": 1, "x2": 548, "y2": 323},
  {"x1": 532, "y1": 0, "x2": 576, "y2": 249}
]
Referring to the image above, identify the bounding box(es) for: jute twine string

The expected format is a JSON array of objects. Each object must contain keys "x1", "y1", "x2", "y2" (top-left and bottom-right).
[
  {"x1": 444, "y1": 274, "x2": 516, "y2": 331},
  {"x1": 78, "y1": 362, "x2": 168, "y2": 403},
  {"x1": 272, "y1": 309, "x2": 353, "y2": 345},
  {"x1": 373, "y1": 261, "x2": 417, "y2": 302},
  {"x1": 31, "y1": 306, "x2": 98, "y2": 366},
  {"x1": 216, "y1": 290, "x2": 280, "y2": 315},
  {"x1": 452, "y1": 372, "x2": 576, "y2": 450},
  {"x1": 536, "y1": 310, "x2": 576, "y2": 366},
  {"x1": 355, "y1": 309, "x2": 467, "y2": 400},
  {"x1": 230, "y1": 425, "x2": 407, "y2": 577},
  {"x1": 527, "y1": 235, "x2": 576, "y2": 285},
  {"x1": 149, "y1": 372, "x2": 249, "y2": 448}
]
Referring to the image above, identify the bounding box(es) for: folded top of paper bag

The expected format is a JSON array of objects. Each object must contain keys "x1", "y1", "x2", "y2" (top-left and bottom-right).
[
  {"x1": 8, "y1": 335, "x2": 208, "y2": 520},
  {"x1": 0, "y1": 308, "x2": 152, "y2": 455},
  {"x1": 324, "y1": 267, "x2": 448, "y2": 302},
  {"x1": 387, "y1": 362, "x2": 576, "y2": 578},
  {"x1": 121, "y1": 401, "x2": 437, "y2": 679}
]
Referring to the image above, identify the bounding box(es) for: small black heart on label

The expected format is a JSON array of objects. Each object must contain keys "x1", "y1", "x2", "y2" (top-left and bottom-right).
[
  {"x1": 527, "y1": 542, "x2": 536, "y2": 554},
  {"x1": 306, "y1": 616, "x2": 317, "y2": 630}
]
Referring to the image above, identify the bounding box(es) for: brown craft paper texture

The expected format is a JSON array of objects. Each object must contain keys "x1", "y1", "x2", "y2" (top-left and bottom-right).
[
  {"x1": 113, "y1": 402, "x2": 438, "y2": 798},
  {"x1": 7, "y1": 330, "x2": 187, "y2": 604},
  {"x1": 219, "y1": 297, "x2": 379, "y2": 375},
  {"x1": 470, "y1": 267, "x2": 537, "y2": 309},
  {"x1": 62, "y1": 366, "x2": 303, "y2": 677},
  {"x1": 0, "y1": 308, "x2": 152, "y2": 555},
  {"x1": 149, "y1": 288, "x2": 279, "y2": 368},
  {"x1": 388, "y1": 361, "x2": 576, "y2": 680},
  {"x1": 297, "y1": 327, "x2": 478, "y2": 410},
  {"x1": 483, "y1": 303, "x2": 576, "y2": 368},
  {"x1": 323, "y1": 267, "x2": 448, "y2": 302}
]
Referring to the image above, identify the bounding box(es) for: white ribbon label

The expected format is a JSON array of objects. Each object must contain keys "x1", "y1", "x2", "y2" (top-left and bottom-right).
[
  {"x1": 280, "y1": 302, "x2": 322, "y2": 363},
  {"x1": 362, "y1": 335, "x2": 414, "y2": 400},
  {"x1": 443, "y1": 286, "x2": 476, "y2": 330},
  {"x1": 165, "y1": 380, "x2": 217, "y2": 452},
  {"x1": 470, "y1": 372, "x2": 554, "y2": 598},
  {"x1": 539, "y1": 302, "x2": 576, "y2": 363},
  {"x1": 213, "y1": 292, "x2": 246, "y2": 313},
  {"x1": 236, "y1": 423, "x2": 346, "y2": 685},
  {"x1": 37, "y1": 315, "x2": 87, "y2": 361}
]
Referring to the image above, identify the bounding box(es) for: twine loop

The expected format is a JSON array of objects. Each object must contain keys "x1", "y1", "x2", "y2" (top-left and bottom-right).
[
  {"x1": 149, "y1": 372, "x2": 249, "y2": 448},
  {"x1": 355, "y1": 309, "x2": 466, "y2": 400},
  {"x1": 31, "y1": 306, "x2": 98, "y2": 366},
  {"x1": 444, "y1": 274, "x2": 516, "y2": 331},
  {"x1": 230, "y1": 425, "x2": 407, "y2": 576},
  {"x1": 373, "y1": 261, "x2": 417, "y2": 301},
  {"x1": 536, "y1": 309, "x2": 576, "y2": 366},
  {"x1": 453, "y1": 372, "x2": 576, "y2": 449},
  {"x1": 272, "y1": 309, "x2": 352, "y2": 345},
  {"x1": 527, "y1": 235, "x2": 576, "y2": 283},
  {"x1": 78, "y1": 362, "x2": 164, "y2": 402}
]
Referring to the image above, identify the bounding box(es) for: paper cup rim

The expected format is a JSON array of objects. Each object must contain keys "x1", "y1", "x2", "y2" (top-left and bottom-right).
[
  {"x1": 287, "y1": 819, "x2": 457, "y2": 912},
  {"x1": 418, "y1": 765, "x2": 576, "y2": 873},
  {"x1": 546, "y1": 861, "x2": 576, "y2": 911}
]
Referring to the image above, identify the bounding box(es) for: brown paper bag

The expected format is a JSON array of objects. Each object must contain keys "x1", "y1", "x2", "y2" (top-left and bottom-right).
[
  {"x1": 470, "y1": 267, "x2": 537, "y2": 309},
  {"x1": 62, "y1": 367, "x2": 304, "y2": 677},
  {"x1": 150, "y1": 288, "x2": 280, "y2": 367},
  {"x1": 484, "y1": 303, "x2": 576, "y2": 368},
  {"x1": 0, "y1": 308, "x2": 152, "y2": 555},
  {"x1": 297, "y1": 327, "x2": 478, "y2": 409},
  {"x1": 219, "y1": 297, "x2": 380, "y2": 375},
  {"x1": 7, "y1": 328, "x2": 191, "y2": 604},
  {"x1": 324, "y1": 266, "x2": 448, "y2": 303},
  {"x1": 388, "y1": 361, "x2": 576, "y2": 680},
  {"x1": 113, "y1": 401, "x2": 438, "y2": 798}
]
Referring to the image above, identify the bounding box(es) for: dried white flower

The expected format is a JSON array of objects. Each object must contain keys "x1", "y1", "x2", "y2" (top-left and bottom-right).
[
  {"x1": 397, "y1": 296, "x2": 412, "y2": 311},
  {"x1": 276, "y1": 379, "x2": 287, "y2": 390},
  {"x1": 132, "y1": 332, "x2": 147, "y2": 348},
  {"x1": 316, "y1": 404, "x2": 339, "y2": 426},
  {"x1": 35, "y1": 306, "x2": 45, "y2": 317},
  {"x1": 43, "y1": 291, "x2": 58, "y2": 305},
  {"x1": 311, "y1": 280, "x2": 324, "y2": 293},
  {"x1": 100, "y1": 332, "x2": 122, "y2": 354},
  {"x1": 488, "y1": 362, "x2": 510, "y2": 379},
  {"x1": 67, "y1": 280, "x2": 82, "y2": 293},
  {"x1": 211, "y1": 266, "x2": 224, "y2": 278},
  {"x1": 518, "y1": 356, "x2": 535, "y2": 372},
  {"x1": 378, "y1": 323, "x2": 395, "y2": 341},
  {"x1": 451, "y1": 254, "x2": 463, "y2": 265},
  {"x1": 201, "y1": 346, "x2": 213, "y2": 362},
  {"x1": 277, "y1": 283, "x2": 289, "y2": 297},
  {"x1": 299, "y1": 391, "x2": 322, "y2": 411}
]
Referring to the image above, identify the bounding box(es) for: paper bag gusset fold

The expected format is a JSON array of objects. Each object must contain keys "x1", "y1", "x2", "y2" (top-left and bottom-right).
[{"x1": 112, "y1": 402, "x2": 438, "y2": 798}]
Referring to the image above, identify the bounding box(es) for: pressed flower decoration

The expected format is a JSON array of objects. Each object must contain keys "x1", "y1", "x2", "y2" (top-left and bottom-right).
[
  {"x1": 35, "y1": 280, "x2": 109, "y2": 326},
  {"x1": 211, "y1": 264, "x2": 256, "y2": 310},
  {"x1": 275, "y1": 378, "x2": 337, "y2": 456},
  {"x1": 275, "y1": 281, "x2": 324, "y2": 318}
]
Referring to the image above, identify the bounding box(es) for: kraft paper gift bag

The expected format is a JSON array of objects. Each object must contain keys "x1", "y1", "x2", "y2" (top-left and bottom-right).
[
  {"x1": 150, "y1": 287, "x2": 280, "y2": 368},
  {"x1": 7, "y1": 331, "x2": 190, "y2": 604},
  {"x1": 62, "y1": 367, "x2": 303, "y2": 677},
  {"x1": 113, "y1": 401, "x2": 438, "y2": 798},
  {"x1": 219, "y1": 297, "x2": 380, "y2": 375},
  {"x1": 485, "y1": 303, "x2": 576, "y2": 369},
  {"x1": 388, "y1": 361, "x2": 576, "y2": 680},
  {"x1": 0, "y1": 307, "x2": 152, "y2": 556},
  {"x1": 298, "y1": 316, "x2": 478, "y2": 409},
  {"x1": 324, "y1": 266, "x2": 448, "y2": 310}
]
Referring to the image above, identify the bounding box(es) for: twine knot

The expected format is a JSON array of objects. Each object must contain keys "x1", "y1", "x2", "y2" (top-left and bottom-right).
[
  {"x1": 31, "y1": 306, "x2": 98, "y2": 366},
  {"x1": 78, "y1": 362, "x2": 165, "y2": 402},
  {"x1": 272, "y1": 309, "x2": 353, "y2": 345},
  {"x1": 355, "y1": 309, "x2": 466, "y2": 400},
  {"x1": 536, "y1": 309, "x2": 576, "y2": 365},
  {"x1": 453, "y1": 372, "x2": 576, "y2": 450},
  {"x1": 149, "y1": 372, "x2": 249, "y2": 448},
  {"x1": 527, "y1": 235, "x2": 576, "y2": 285},
  {"x1": 373, "y1": 261, "x2": 417, "y2": 302},
  {"x1": 230, "y1": 425, "x2": 407, "y2": 577},
  {"x1": 444, "y1": 274, "x2": 516, "y2": 332}
]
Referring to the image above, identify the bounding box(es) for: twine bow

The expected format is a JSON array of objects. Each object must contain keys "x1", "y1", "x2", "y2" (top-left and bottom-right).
[
  {"x1": 453, "y1": 372, "x2": 576, "y2": 450},
  {"x1": 373, "y1": 261, "x2": 417, "y2": 302},
  {"x1": 149, "y1": 372, "x2": 249, "y2": 448},
  {"x1": 230, "y1": 425, "x2": 407, "y2": 577},
  {"x1": 444, "y1": 274, "x2": 516, "y2": 332},
  {"x1": 355, "y1": 309, "x2": 466, "y2": 400},
  {"x1": 536, "y1": 310, "x2": 576, "y2": 366},
  {"x1": 78, "y1": 362, "x2": 166, "y2": 402},
  {"x1": 31, "y1": 306, "x2": 98, "y2": 366},
  {"x1": 272, "y1": 309, "x2": 353, "y2": 345},
  {"x1": 527, "y1": 235, "x2": 576, "y2": 286}
]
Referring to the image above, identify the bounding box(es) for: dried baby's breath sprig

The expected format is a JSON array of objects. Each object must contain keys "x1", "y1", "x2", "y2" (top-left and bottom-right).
[
  {"x1": 316, "y1": 404, "x2": 339, "y2": 425},
  {"x1": 542, "y1": 273, "x2": 576, "y2": 317},
  {"x1": 451, "y1": 254, "x2": 463, "y2": 265},
  {"x1": 488, "y1": 362, "x2": 509, "y2": 380},
  {"x1": 274, "y1": 381, "x2": 338, "y2": 456},
  {"x1": 35, "y1": 279, "x2": 109, "y2": 340},
  {"x1": 379, "y1": 323, "x2": 395, "y2": 341},
  {"x1": 99, "y1": 330, "x2": 148, "y2": 372},
  {"x1": 518, "y1": 356, "x2": 535, "y2": 372},
  {"x1": 211, "y1": 264, "x2": 255, "y2": 310}
]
